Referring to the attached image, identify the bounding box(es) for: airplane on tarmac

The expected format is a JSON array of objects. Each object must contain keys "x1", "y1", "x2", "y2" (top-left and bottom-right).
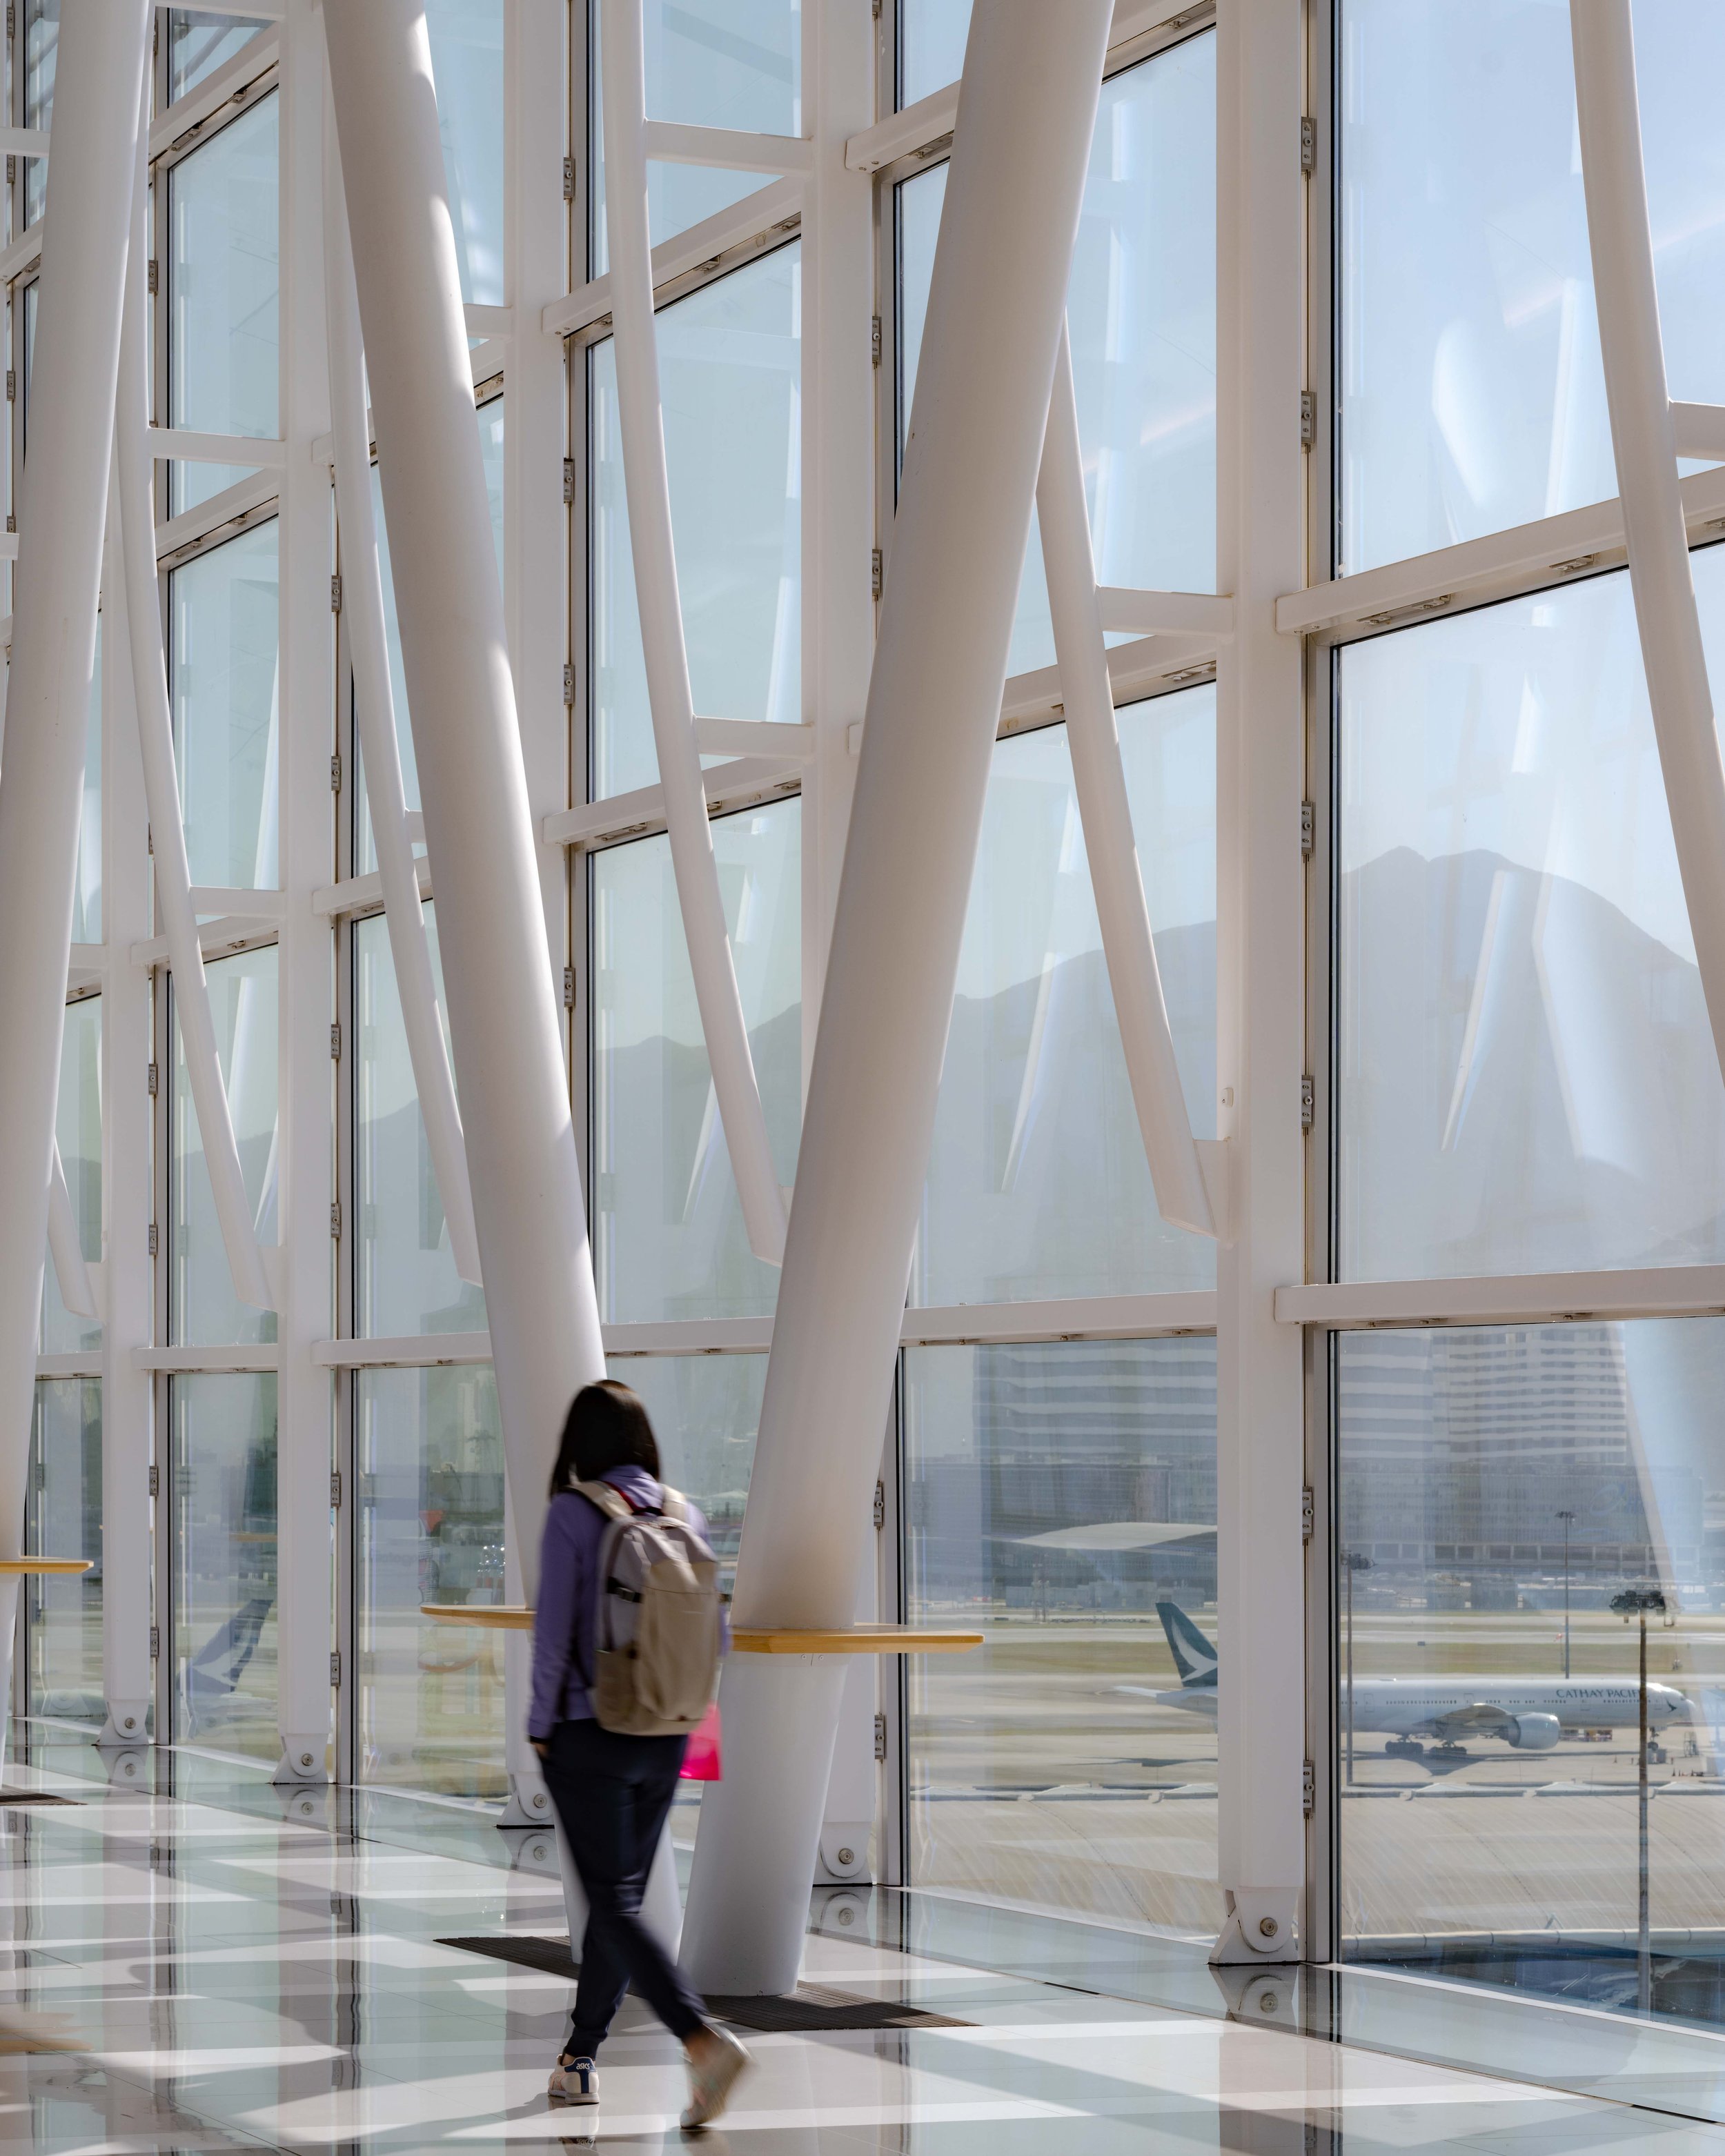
[{"x1": 1140, "y1": 1601, "x2": 1691, "y2": 1757}]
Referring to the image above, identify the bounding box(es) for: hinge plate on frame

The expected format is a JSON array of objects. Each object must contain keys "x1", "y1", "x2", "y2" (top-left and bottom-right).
[
  {"x1": 331, "y1": 1470, "x2": 342, "y2": 1510},
  {"x1": 3, "y1": 157, "x2": 12, "y2": 188},
  {"x1": 330, "y1": 573, "x2": 342, "y2": 613},
  {"x1": 562, "y1": 662, "x2": 577, "y2": 706},
  {"x1": 150, "y1": 1625, "x2": 160, "y2": 1661},
  {"x1": 870, "y1": 315, "x2": 882, "y2": 367},
  {"x1": 873, "y1": 1712, "x2": 887, "y2": 1761},
  {"x1": 329, "y1": 1202, "x2": 342, "y2": 1240},
  {"x1": 1299, "y1": 800, "x2": 1314, "y2": 860},
  {"x1": 147, "y1": 1223, "x2": 159, "y2": 1258},
  {"x1": 873, "y1": 1480, "x2": 885, "y2": 1532},
  {"x1": 870, "y1": 548, "x2": 883, "y2": 601},
  {"x1": 562, "y1": 965, "x2": 576, "y2": 1011},
  {"x1": 6, "y1": 10, "x2": 15, "y2": 46},
  {"x1": 1300, "y1": 1074, "x2": 1315, "y2": 1132},
  {"x1": 147, "y1": 1060, "x2": 159, "y2": 1097},
  {"x1": 330, "y1": 753, "x2": 342, "y2": 793},
  {"x1": 330, "y1": 1650, "x2": 342, "y2": 1689},
  {"x1": 148, "y1": 1465, "x2": 159, "y2": 1501},
  {"x1": 330, "y1": 1022, "x2": 342, "y2": 1060},
  {"x1": 1299, "y1": 115, "x2": 1316, "y2": 176},
  {"x1": 1302, "y1": 1759, "x2": 1316, "y2": 1818},
  {"x1": 1299, "y1": 390, "x2": 1317, "y2": 451},
  {"x1": 562, "y1": 457, "x2": 575, "y2": 504},
  {"x1": 562, "y1": 155, "x2": 576, "y2": 203},
  {"x1": 1301, "y1": 1484, "x2": 1314, "y2": 1544},
  {"x1": 147, "y1": 258, "x2": 159, "y2": 297},
  {"x1": 5, "y1": 370, "x2": 14, "y2": 404}
]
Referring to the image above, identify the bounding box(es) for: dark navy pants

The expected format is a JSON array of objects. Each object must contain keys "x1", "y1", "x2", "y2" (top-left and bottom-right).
[{"x1": 541, "y1": 1718, "x2": 706, "y2": 2056}]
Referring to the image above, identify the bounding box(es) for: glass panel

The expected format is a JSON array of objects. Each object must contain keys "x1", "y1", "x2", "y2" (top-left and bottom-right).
[
  {"x1": 916, "y1": 695, "x2": 1216, "y2": 1305},
  {"x1": 170, "y1": 946, "x2": 277, "y2": 1349},
  {"x1": 1337, "y1": 555, "x2": 1725, "y2": 1281},
  {"x1": 896, "y1": 37, "x2": 1217, "y2": 677},
  {"x1": 591, "y1": 246, "x2": 800, "y2": 798},
  {"x1": 591, "y1": 802, "x2": 800, "y2": 1323},
  {"x1": 172, "y1": 1372, "x2": 278, "y2": 1757},
  {"x1": 905, "y1": 1338, "x2": 1221, "y2": 1930},
  {"x1": 72, "y1": 620, "x2": 101, "y2": 945},
  {"x1": 21, "y1": 0, "x2": 55, "y2": 226},
  {"x1": 1339, "y1": 2, "x2": 1725, "y2": 577},
  {"x1": 41, "y1": 996, "x2": 101, "y2": 1357},
  {"x1": 356, "y1": 1365, "x2": 505, "y2": 1798},
  {"x1": 26, "y1": 1380, "x2": 102, "y2": 1726},
  {"x1": 355, "y1": 400, "x2": 502, "y2": 873},
  {"x1": 170, "y1": 520, "x2": 279, "y2": 891},
  {"x1": 899, "y1": 0, "x2": 969, "y2": 109},
  {"x1": 1335, "y1": 1317, "x2": 1725, "y2": 2033},
  {"x1": 426, "y1": 0, "x2": 504, "y2": 309},
  {"x1": 354, "y1": 904, "x2": 486, "y2": 1338},
  {"x1": 167, "y1": 11, "x2": 261, "y2": 99},
  {"x1": 609, "y1": 1354, "x2": 766, "y2": 1841},
  {"x1": 168, "y1": 94, "x2": 279, "y2": 515},
  {"x1": 586, "y1": 0, "x2": 780, "y2": 277}
]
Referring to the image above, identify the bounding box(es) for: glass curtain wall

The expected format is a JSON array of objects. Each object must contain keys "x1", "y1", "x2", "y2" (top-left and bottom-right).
[
  {"x1": 1330, "y1": 0, "x2": 1725, "y2": 2044},
  {"x1": 26, "y1": 1381, "x2": 102, "y2": 1726}
]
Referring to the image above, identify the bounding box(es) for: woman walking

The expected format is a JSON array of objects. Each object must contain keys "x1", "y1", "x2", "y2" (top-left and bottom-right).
[{"x1": 530, "y1": 1380, "x2": 750, "y2": 2128}]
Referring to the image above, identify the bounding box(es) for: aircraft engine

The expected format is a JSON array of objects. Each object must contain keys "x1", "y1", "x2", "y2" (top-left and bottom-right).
[{"x1": 1505, "y1": 1712, "x2": 1561, "y2": 1750}]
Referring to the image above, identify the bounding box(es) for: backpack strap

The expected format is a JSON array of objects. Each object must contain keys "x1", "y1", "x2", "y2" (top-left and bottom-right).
[
  {"x1": 658, "y1": 1486, "x2": 686, "y2": 1523},
  {"x1": 573, "y1": 1478, "x2": 633, "y2": 1521}
]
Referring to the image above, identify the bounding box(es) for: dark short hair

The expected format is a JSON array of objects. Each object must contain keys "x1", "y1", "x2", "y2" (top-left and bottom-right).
[{"x1": 549, "y1": 1380, "x2": 660, "y2": 1496}]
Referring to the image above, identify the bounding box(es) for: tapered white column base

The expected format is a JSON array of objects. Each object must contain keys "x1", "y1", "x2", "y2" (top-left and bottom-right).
[
  {"x1": 680, "y1": 1656, "x2": 845, "y2": 1996},
  {"x1": 95, "y1": 1699, "x2": 149, "y2": 1750},
  {"x1": 271, "y1": 1734, "x2": 329, "y2": 1785}
]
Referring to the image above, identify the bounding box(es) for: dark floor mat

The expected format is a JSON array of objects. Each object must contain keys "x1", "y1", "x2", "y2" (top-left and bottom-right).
[
  {"x1": 0, "y1": 1790, "x2": 78, "y2": 1806},
  {"x1": 436, "y1": 1937, "x2": 968, "y2": 2030},
  {"x1": 440, "y1": 1934, "x2": 578, "y2": 1979}
]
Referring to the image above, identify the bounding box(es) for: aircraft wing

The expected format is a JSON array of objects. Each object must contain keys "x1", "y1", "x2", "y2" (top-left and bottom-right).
[{"x1": 1429, "y1": 1702, "x2": 1518, "y2": 1739}]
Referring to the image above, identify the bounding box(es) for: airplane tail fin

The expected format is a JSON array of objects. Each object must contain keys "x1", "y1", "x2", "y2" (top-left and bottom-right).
[{"x1": 1156, "y1": 1600, "x2": 1218, "y2": 1690}]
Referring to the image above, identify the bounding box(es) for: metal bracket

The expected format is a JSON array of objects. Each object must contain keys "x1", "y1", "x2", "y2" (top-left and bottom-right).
[
  {"x1": 1299, "y1": 390, "x2": 1317, "y2": 450},
  {"x1": 1299, "y1": 1074, "x2": 1314, "y2": 1131},
  {"x1": 1299, "y1": 115, "x2": 1315, "y2": 175},
  {"x1": 872, "y1": 1712, "x2": 887, "y2": 1762},
  {"x1": 1301, "y1": 1484, "x2": 1314, "y2": 1543},
  {"x1": 1302, "y1": 1760, "x2": 1316, "y2": 1818},
  {"x1": 1299, "y1": 800, "x2": 1314, "y2": 860}
]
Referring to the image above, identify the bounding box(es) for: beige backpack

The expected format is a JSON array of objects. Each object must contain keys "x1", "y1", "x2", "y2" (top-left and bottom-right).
[{"x1": 575, "y1": 1481, "x2": 722, "y2": 1737}]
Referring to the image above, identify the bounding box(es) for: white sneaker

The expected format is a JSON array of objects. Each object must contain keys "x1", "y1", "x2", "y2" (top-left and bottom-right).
[
  {"x1": 548, "y1": 2053, "x2": 598, "y2": 2105},
  {"x1": 682, "y1": 2024, "x2": 751, "y2": 2130}
]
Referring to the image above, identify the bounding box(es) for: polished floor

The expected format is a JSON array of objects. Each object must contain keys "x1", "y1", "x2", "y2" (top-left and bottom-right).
[{"x1": 0, "y1": 1733, "x2": 1719, "y2": 2152}]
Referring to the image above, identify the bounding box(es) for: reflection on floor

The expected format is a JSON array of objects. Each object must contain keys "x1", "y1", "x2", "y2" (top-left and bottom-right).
[{"x1": 0, "y1": 1729, "x2": 1719, "y2": 2153}]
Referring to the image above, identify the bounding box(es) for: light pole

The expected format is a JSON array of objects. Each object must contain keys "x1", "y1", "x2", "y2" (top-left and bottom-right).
[
  {"x1": 1343, "y1": 1552, "x2": 1372, "y2": 1786},
  {"x1": 1557, "y1": 1510, "x2": 1576, "y2": 1679},
  {"x1": 1613, "y1": 1583, "x2": 1671, "y2": 2015}
]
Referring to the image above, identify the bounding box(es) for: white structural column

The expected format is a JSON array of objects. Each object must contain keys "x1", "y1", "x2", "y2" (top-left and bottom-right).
[
  {"x1": 799, "y1": 0, "x2": 884, "y2": 1879},
  {"x1": 323, "y1": 0, "x2": 605, "y2": 1589},
  {"x1": 98, "y1": 469, "x2": 153, "y2": 1751},
  {"x1": 1038, "y1": 325, "x2": 1214, "y2": 1240},
  {"x1": 596, "y1": 0, "x2": 788, "y2": 1269},
  {"x1": 0, "y1": 3, "x2": 150, "y2": 1697},
  {"x1": 273, "y1": 0, "x2": 337, "y2": 1785},
  {"x1": 1210, "y1": 0, "x2": 1307, "y2": 1964},
  {"x1": 499, "y1": 0, "x2": 571, "y2": 1837},
  {"x1": 323, "y1": 121, "x2": 481, "y2": 1288},
  {"x1": 680, "y1": 0, "x2": 1114, "y2": 1995},
  {"x1": 1570, "y1": 1, "x2": 1725, "y2": 1087},
  {"x1": 116, "y1": 119, "x2": 275, "y2": 1320}
]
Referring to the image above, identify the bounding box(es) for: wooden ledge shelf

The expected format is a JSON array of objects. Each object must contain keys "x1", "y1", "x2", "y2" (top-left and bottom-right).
[
  {"x1": 417, "y1": 1608, "x2": 983, "y2": 1656},
  {"x1": 731, "y1": 1626, "x2": 983, "y2": 1655},
  {"x1": 0, "y1": 1559, "x2": 92, "y2": 1575},
  {"x1": 421, "y1": 1603, "x2": 531, "y2": 1630}
]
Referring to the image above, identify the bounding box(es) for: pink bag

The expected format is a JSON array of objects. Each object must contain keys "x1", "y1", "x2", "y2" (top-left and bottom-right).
[{"x1": 680, "y1": 1701, "x2": 722, "y2": 1781}]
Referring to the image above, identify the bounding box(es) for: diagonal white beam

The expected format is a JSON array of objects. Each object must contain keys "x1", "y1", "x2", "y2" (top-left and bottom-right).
[
  {"x1": 680, "y1": 0, "x2": 1115, "y2": 1998},
  {"x1": 323, "y1": 112, "x2": 482, "y2": 1287},
  {"x1": 596, "y1": 0, "x2": 789, "y2": 1268},
  {"x1": 1038, "y1": 324, "x2": 1214, "y2": 1238},
  {"x1": 324, "y1": 0, "x2": 605, "y2": 1598},
  {"x1": 0, "y1": 1, "x2": 150, "y2": 1599},
  {"x1": 115, "y1": 101, "x2": 275, "y2": 1314},
  {"x1": 1571, "y1": 0, "x2": 1725, "y2": 1089}
]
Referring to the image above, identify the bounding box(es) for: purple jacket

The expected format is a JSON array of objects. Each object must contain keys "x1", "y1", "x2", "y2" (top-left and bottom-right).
[{"x1": 529, "y1": 1465, "x2": 722, "y2": 1741}]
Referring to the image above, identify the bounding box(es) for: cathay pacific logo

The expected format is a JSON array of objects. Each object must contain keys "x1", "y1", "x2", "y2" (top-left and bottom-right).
[{"x1": 1157, "y1": 1601, "x2": 1218, "y2": 1689}]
